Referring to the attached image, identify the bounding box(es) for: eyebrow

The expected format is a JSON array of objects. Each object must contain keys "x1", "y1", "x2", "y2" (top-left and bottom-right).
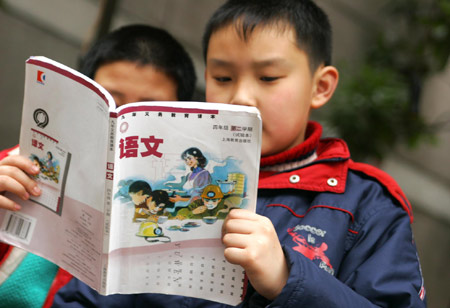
[
  {"x1": 207, "y1": 59, "x2": 233, "y2": 68},
  {"x1": 208, "y1": 57, "x2": 291, "y2": 69}
]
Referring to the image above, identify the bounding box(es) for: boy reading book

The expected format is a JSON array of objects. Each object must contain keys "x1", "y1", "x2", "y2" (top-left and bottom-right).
[
  {"x1": 201, "y1": 0, "x2": 426, "y2": 306},
  {"x1": 56, "y1": 0, "x2": 426, "y2": 307}
]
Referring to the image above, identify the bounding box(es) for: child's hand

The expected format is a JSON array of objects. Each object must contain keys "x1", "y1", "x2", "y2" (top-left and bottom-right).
[
  {"x1": 222, "y1": 209, "x2": 289, "y2": 300},
  {"x1": 0, "y1": 155, "x2": 41, "y2": 211}
]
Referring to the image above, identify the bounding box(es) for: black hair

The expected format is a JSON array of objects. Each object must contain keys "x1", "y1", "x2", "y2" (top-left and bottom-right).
[
  {"x1": 202, "y1": 0, "x2": 332, "y2": 73},
  {"x1": 150, "y1": 190, "x2": 174, "y2": 208},
  {"x1": 129, "y1": 180, "x2": 152, "y2": 196},
  {"x1": 181, "y1": 147, "x2": 207, "y2": 169},
  {"x1": 79, "y1": 24, "x2": 197, "y2": 101}
]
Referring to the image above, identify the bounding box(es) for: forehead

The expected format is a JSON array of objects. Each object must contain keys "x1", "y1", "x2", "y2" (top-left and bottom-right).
[
  {"x1": 212, "y1": 21, "x2": 299, "y2": 47},
  {"x1": 94, "y1": 61, "x2": 178, "y2": 101},
  {"x1": 207, "y1": 23, "x2": 309, "y2": 70},
  {"x1": 130, "y1": 190, "x2": 144, "y2": 196}
]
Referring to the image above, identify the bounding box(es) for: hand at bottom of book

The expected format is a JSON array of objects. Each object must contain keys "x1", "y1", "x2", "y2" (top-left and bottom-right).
[{"x1": 221, "y1": 209, "x2": 289, "y2": 300}]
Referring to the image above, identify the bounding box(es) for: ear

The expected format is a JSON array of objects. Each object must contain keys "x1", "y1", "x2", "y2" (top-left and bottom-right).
[{"x1": 311, "y1": 65, "x2": 339, "y2": 109}]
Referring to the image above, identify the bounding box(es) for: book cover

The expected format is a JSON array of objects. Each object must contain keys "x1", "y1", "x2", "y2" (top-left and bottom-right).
[{"x1": 0, "y1": 56, "x2": 261, "y2": 305}]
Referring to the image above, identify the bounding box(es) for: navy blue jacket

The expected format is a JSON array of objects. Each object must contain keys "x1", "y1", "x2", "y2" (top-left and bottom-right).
[{"x1": 53, "y1": 122, "x2": 426, "y2": 307}]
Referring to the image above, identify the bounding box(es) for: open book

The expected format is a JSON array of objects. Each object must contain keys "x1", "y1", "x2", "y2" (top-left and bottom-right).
[{"x1": 0, "y1": 56, "x2": 261, "y2": 305}]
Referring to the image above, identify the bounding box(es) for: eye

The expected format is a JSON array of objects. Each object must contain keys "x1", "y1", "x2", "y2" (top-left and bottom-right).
[
  {"x1": 260, "y1": 76, "x2": 279, "y2": 82},
  {"x1": 214, "y1": 76, "x2": 232, "y2": 82}
]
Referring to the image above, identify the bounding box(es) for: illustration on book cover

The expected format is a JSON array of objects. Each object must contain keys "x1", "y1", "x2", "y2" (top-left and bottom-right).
[
  {"x1": 115, "y1": 145, "x2": 248, "y2": 244},
  {"x1": 113, "y1": 107, "x2": 256, "y2": 246},
  {"x1": 27, "y1": 128, "x2": 71, "y2": 215}
]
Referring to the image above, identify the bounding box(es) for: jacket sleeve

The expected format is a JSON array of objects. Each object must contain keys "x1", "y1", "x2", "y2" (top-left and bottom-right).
[
  {"x1": 0, "y1": 145, "x2": 19, "y2": 160},
  {"x1": 244, "y1": 205, "x2": 426, "y2": 307}
]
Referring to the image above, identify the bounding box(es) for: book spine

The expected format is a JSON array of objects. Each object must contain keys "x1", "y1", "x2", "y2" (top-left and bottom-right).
[{"x1": 100, "y1": 112, "x2": 117, "y2": 294}]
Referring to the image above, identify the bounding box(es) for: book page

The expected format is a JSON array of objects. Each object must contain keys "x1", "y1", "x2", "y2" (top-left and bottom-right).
[
  {"x1": 107, "y1": 102, "x2": 261, "y2": 305},
  {"x1": 0, "y1": 56, "x2": 115, "y2": 290}
]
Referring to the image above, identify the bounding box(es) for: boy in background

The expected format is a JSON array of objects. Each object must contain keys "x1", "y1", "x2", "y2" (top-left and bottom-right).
[
  {"x1": 0, "y1": 24, "x2": 197, "y2": 211},
  {"x1": 0, "y1": 24, "x2": 196, "y2": 308}
]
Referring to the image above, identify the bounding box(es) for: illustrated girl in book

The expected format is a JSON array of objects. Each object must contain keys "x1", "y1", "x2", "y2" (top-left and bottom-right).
[
  {"x1": 43, "y1": 151, "x2": 60, "y2": 183},
  {"x1": 167, "y1": 147, "x2": 212, "y2": 210},
  {"x1": 46, "y1": 151, "x2": 54, "y2": 171}
]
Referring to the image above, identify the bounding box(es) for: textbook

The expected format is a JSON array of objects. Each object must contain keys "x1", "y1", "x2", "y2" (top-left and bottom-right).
[{"x1": 0, "y1": 56, "x2": 261, "y2": 305}]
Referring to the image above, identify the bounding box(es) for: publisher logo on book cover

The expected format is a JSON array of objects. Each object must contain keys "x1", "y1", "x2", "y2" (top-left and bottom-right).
[
  {"x1": 37, "y1": 70, "x2": 46, "y2": 84},
  {"x1": 34, "y1": 108, "x2": 49, "y2": 128}
]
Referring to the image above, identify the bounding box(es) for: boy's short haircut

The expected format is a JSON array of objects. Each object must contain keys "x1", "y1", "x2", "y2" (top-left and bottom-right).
[
  {"x1": 79, "y1": 24, "x2": 197, "y2": 101},
  {"x1": 202, "y1": 0, "x2": 332, "y2": 73},
  {"x1": 150, "y1": 190, "x2": 174, "y2": 207},
  {"x1": 129, "y1": 180, "x2": 152, "y2": 196}
]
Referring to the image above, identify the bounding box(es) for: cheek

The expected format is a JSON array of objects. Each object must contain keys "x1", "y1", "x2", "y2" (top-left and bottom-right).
[
  {"x1": 205, "y1": 75, "x2": 215, "y2": 102},
  {"x1": 259, "y1": 87, "x2": 309, "y2": 152},
  {"x1": 270, "y1": 83, "x2": 309, "y2": 118},
  {"x1": 205, "y1": 83, "x2": 228, "y2": 104},
  {"x1": 205, "y1": 88, "x2": 218, "y2": 103},
  {"x1": 261, "y1": 91, "x2": 297, "y2": 124}
]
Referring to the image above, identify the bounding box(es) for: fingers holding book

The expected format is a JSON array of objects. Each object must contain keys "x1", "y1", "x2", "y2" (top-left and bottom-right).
[{"x1": 0, "y1": 154, "x2": 41, "y2": 211}]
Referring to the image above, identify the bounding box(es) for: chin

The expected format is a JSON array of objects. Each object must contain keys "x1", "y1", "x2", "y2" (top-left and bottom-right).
[
  {"x1": 261, "y1": 145, "x2": 277, "y2": 157},
  {"x1": 260, "y1": 139, "x2": 282, "y2": 157}
]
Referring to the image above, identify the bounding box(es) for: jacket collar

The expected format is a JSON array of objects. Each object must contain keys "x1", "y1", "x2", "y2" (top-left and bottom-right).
[
  {"x1": 260, "y1": 121, "x2": 322, "y2": 167},
  {"x1": 259, "y1": 121, "x2": 351, "y2": 193}
]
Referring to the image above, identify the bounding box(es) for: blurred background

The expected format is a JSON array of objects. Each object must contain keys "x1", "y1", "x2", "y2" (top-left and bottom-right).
[{"x1": 0, "y1": 0, "x2": 449, "y2": 306}]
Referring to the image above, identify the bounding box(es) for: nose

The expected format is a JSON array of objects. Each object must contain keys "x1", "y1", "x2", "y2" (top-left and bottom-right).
[{"x1": 229, "y1": 80, "x2": 257, "y2": 107}]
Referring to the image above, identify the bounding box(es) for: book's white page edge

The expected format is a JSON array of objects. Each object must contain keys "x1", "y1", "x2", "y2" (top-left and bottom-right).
[{"x1": 116, "y1": 100, "x2": 260, "y2": 116}]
